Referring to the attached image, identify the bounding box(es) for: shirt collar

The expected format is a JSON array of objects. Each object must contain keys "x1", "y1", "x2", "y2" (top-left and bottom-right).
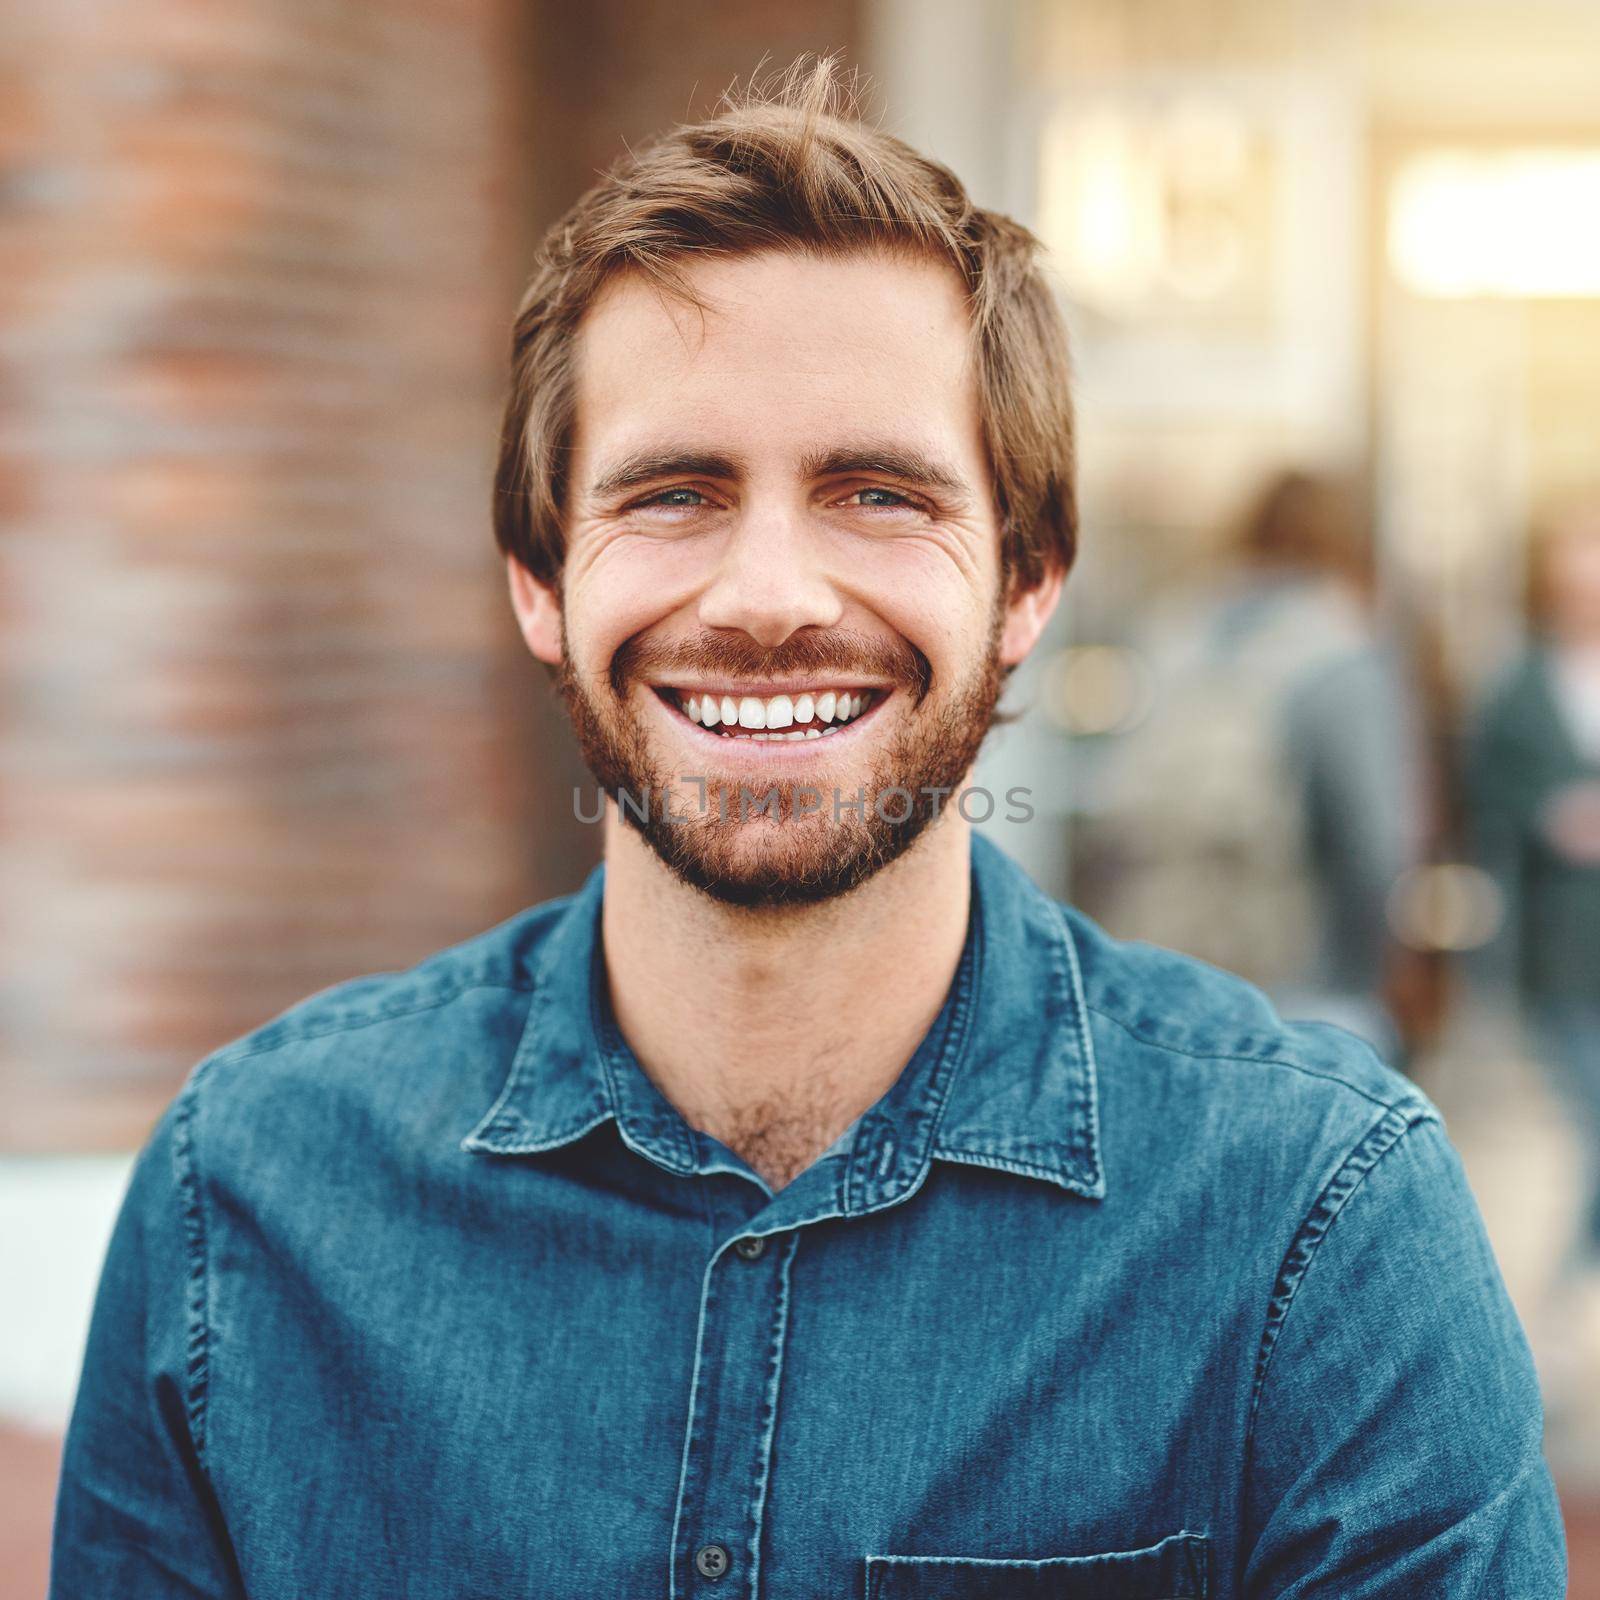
[
  {"x1": 461, "y1": 832, "x2": 1104, "y2": 1207},
  {"x1": 931, "y1": 833, "x2": 1104, "y2": 1199}
]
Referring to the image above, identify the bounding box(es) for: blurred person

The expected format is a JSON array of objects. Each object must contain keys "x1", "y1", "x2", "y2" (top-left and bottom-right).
[
  {"x1": 1468, "y1": 493, "x2": 1600, "y2": 1283},
  {"x1": 51, "y1": 62, "x2": 1561, "y2": 1598},
  {"x1": 1084, "y1": 471, "x2": 1428, "y2": 1060}
]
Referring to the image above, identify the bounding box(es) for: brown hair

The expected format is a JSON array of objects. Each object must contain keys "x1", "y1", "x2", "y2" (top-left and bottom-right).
[
  {"x1": 1525, "y1": 489, "x2": 1600, "y2": 628},
  {"x1": 492, "y1": 56, "x2": 1076, "y2": 595},
  {"x1": 1233, "y1": 469, "x2": 1372, "y2": 592}
]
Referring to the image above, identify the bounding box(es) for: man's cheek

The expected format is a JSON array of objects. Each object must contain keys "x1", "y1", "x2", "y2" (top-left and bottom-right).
[
  {"x1": 563, "y1": 613, "x2": 631, "y2": 688},
  {"x1": 580, "y1": 539, "x2": 709, "y2": 620}
]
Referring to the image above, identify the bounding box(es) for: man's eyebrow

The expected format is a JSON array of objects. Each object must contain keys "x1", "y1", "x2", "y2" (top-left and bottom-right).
[
  {"x1": 588, "y1": 451, "x2": 741, "y2": 499},
  {"x1": 799, "y1": 445, "x2": 970, "y2": 498},
  {"x1": 586, "y1": 444, "x2": 973, "y2": 501}
]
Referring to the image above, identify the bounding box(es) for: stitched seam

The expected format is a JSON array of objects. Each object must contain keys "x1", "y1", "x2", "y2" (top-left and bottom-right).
[
  {"x1": 1242, "y1": 1104, "x2": 1434, "y2": 1474},
  {"x1": 214, "y1": 979, "x2": 535, "y2": 1064},
  {"x1": 1054, "y1": 902, "x2": 1104, "y2": 1185},
  {"x1": 595, "y1": 1036, "x2": 696, "y2": 1176},
  {"x1": 171, "y1": 1056, "x2": 223, "y2": 1468},
  {"x1": 864, "y1": 1531, "x2": 1211, "y2": 1572},
  {"x1": 900, "y1": 906, "x2": 981, "y2": 1198},
  {"x1": 932, "y1": 1148, "x2": 1083, "y2": 1186},
  {"x1": 462, "y1": 1108, "x2": 612, "y2": 1156},
  {"x1": 591, "y1": 934, "x2": 701, "y2": 1175},
  {"x1": 459, "y1": 982, "x2": 551, "y2": 1151},
  {"x1": 957, "y1": 1139, "x2": 1091, "y2": 1160},
  {"x1": 916, "y1": 904, "x2": 984, "y2": 1177},
  {"x1": 847, "y1": 901, "x2": 981, "y2": 1215},
  {"x1": 667, "y1": 1251, "x2": 721, "y2": 1600},
  {"x1": 1086, "y1": 1001, "x2": 1415, "y2": 1114},
  {"x1": 745, "y1": 1234, "x2": 794, "y2": 1597}
]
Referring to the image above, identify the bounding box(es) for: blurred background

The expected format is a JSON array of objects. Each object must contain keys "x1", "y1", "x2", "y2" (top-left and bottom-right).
[{"x1": 5, "y1": 0, "x2": 1600, "y2": 1589}]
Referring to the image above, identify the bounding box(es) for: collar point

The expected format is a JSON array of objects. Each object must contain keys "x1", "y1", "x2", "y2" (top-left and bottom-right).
[{"x1": 932, "y1": 1140, "x2": 1107, "y2": 1200}]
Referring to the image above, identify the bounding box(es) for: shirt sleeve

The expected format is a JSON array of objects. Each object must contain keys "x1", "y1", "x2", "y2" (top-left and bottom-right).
[
  {"x1": 1241, "y1": 1109, "x2": 1565, "y2": 1598},
  {"x1": 49, "y1": 1077, "x2": 245, "y2": 1598}
]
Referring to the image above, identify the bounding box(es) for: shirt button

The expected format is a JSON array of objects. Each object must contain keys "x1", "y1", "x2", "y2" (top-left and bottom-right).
[
  {"x1": 694, "y1": 1543, "x2": 731, "y2": 1579},
  {"x1": 732, "y1": 1234, "x2": 767, "y2": 1261}
]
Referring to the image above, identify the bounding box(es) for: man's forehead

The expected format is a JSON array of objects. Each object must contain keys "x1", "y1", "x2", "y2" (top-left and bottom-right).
[
  {"x1": 582, "y1": 246, "x2": 972, "y2": 346},
  {"x1": 571, "y1": 250, "x2": 983, "y2": 478}
]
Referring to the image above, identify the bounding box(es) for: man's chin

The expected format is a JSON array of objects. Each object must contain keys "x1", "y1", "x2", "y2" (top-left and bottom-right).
[{"x1": 628, "y1": 809, "x2": 927, "y2": 910}]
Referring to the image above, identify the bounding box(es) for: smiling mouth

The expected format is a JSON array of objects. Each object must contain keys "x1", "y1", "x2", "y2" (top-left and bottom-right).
[{"x1": 653, "y1": 686, "x2": 883, "y2": 740}]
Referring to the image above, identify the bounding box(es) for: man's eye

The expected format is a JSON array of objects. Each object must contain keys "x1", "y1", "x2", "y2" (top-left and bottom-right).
[
  {"x1": 636, "y1": 488, "x2": 706, "y2": 510},
  {"x1": 849, "y1": 487, "x2": 917, "y2": 510}
]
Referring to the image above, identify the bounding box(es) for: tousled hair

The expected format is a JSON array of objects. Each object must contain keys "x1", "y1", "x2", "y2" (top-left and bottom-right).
[{"x1": 493, "y1": 55, "x2": 1077, "y2": 594}]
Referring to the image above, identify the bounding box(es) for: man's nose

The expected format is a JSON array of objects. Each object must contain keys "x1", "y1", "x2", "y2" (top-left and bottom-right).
[{"x1": 695, "y1": 504, "x2": 844, "y2": 648}]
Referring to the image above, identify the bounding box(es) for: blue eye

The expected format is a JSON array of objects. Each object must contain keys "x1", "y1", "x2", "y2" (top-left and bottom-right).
[
  {"x1": 853, "y1": 488, "x2": 911, "y2": 508},
  {"x1": 640, "y1": 488, "x2": 705, "y2": 509}
]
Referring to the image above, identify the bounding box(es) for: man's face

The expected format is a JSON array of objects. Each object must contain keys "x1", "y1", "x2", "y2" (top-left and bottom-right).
[{"x1": 510, "y1": 248, "x2": 1058, "y2": 907}]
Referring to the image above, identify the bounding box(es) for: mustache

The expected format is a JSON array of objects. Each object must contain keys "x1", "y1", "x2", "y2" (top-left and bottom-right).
[{"x1": 609, "y1": 628, "x2": 933, "y2": 704}]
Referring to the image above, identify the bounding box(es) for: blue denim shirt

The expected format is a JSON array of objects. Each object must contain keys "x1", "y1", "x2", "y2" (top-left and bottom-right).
[{"x1": 52, "y1": 834, "x2": 1564, "y2": 1598}]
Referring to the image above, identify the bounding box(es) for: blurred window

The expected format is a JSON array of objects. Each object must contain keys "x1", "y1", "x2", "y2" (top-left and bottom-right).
[{"x1": 1390, "y1": 149, "x2": 1600, "y2": 298}]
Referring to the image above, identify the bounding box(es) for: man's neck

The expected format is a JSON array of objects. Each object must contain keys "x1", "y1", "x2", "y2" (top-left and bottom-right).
[{"x1": 599, "y1": 817, "x2": 973, "y2": 1193}]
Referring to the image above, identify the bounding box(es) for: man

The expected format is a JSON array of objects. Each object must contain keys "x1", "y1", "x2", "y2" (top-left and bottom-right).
[{"x1": 53, "y1": 60, "x2": 1563, "y2": 1598}]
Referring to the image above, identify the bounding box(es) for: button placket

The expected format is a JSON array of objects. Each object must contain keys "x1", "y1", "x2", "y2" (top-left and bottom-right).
[{"x1": 668, "y1": 1228, "x2": 798, "y2": 1597}]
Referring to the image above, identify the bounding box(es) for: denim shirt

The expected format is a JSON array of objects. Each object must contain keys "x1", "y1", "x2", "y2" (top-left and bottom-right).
[{"x1": 52, "y1": 834, "x2": 1564, "y2": 1598}]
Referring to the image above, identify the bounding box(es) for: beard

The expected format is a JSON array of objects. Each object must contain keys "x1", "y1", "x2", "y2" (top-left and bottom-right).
[{"x1": 558, "y1": 609, "x2": 1005, "y2": 909}]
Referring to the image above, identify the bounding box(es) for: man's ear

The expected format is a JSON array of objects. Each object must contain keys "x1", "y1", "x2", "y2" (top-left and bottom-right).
[
  {"x1": 505, "y1": 553, "x2": 564, "y2": 666},
  {"x1": 998, "y1": 565, "x2": 1066, "y2": 668}
]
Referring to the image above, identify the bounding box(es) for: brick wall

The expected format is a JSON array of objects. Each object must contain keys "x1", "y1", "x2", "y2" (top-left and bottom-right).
[{"x1": 0, "y1": 0, "x2": 539, "y2": 1149}]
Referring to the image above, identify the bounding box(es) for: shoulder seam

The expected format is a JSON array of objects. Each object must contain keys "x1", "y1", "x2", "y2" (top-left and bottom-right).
[
  {"x1": 1085, "y1": 1000, "x2": 1413, "y2": 1114},
  {"x1": 1241, "y1": 1103, "x2": 1438, "y2": 1473},
  {"x1": 213, "y1": 978, "x2": 535, "y2": 1064},
  {"x1": 166, "y1": 975, "x2": 537, "y2": 1462},
  {"x1": 170, "y1": 1057, "x2": 223, "y2": 1468}
]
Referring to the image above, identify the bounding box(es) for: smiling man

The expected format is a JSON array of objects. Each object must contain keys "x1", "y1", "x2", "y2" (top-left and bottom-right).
[{"x1": 53, "y1": 60, "x2": 1563, "y2": 1600}]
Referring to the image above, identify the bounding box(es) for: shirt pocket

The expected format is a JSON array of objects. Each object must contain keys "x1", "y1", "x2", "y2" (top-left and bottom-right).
[{"x1": 862, "y1": 1531, "x2": 1210, "y2": 1600}]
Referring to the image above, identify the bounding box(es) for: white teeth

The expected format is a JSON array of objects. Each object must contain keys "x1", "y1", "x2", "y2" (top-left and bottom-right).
[{"x1": 676, "y1": 686, "x2": 876, "y2": 736}]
